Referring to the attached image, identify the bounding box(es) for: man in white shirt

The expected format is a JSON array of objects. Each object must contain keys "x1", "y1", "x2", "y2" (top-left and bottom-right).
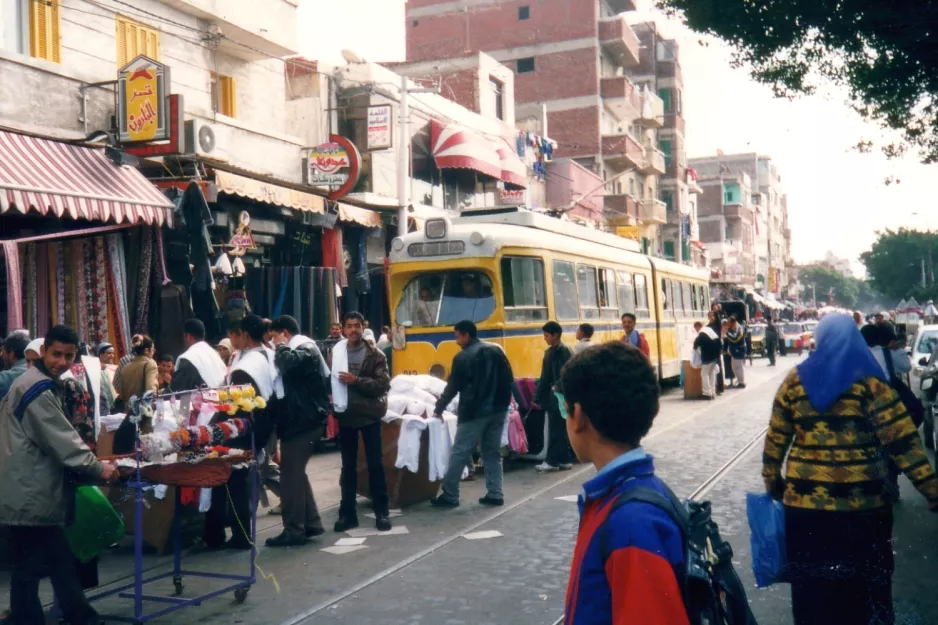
[{"x1": 575, "y1": 323, "x2": 594, "y2": 354}]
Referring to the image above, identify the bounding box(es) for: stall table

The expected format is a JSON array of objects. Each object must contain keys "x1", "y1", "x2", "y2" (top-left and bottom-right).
[{"x1": 355, "y1": 420, "x2": 440, "y2": 509}]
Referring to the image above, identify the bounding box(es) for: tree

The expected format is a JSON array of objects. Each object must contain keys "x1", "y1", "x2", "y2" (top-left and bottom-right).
[
  {"x1": 860, "y1": 228, "x2": 938, "y2": 302},
  {"x1": 797, "y1": 265, "x2": 860, "y2": 309},
  {"x1": 657, "y1": 1, "x2": 938, "y2": 163}
]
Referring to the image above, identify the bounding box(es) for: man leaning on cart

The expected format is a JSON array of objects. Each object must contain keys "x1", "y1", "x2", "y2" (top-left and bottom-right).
[{"x1": 0, "y1": 325, "x2": 119, "y2": 625}]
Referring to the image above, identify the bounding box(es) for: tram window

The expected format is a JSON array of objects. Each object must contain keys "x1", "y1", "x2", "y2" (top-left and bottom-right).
[
  {"x1": 660, "y1": 278, "x2": 670, "y2": 311},
  {"x1": 682, "y1": 282, "x2": 692, "y2": 314},
  {"x1": 576, "y1": 264, "x2": 600, "y2": 319},
  {"x1": 552, "y1": 260, "x2": 580, "y2": 320},
  {"x1": 634, "y1": 273, "x2": 650, "y2": 317},
  {"x1": 691, "y1": 283, "x2": 699, "y2": 311},
  {"x1": 599, "y1": 268, "x2": 619, "y2": 319},
  {"x1": 395, "y1": 271, "x2": 495, "y2": 327},
  {"x1": 616, "y1": 271, "x2": 635, "y2": 316},
  {"x1": 501, "y1": 257, "x2": 548, "y2": 322}
]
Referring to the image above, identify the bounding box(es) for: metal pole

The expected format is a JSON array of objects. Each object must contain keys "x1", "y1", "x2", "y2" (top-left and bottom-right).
[
  {"x1": 397, "y1": 74, "x2": 410, "y2": 238},
  {"x1": 676, "y1": 194, "x2": 683, "y2": 264}
]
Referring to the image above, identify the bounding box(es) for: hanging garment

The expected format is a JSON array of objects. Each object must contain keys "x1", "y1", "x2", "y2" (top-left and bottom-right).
[
  {"x1": 335, "y1": 227, "x2": 348, "y2": 288},
  {"x1": 73, "y1": 240, "x2": 89, "y2": 343},
  {"x1": 92, "y1": 238, "x2": 109, "y2": 346},
  {"x1": 25, "y1": 244, "x2": 37, "y2": 336},
  {"x1": 107, "y1": 235, "x2": 132, "y2": 354},
  {"x1": 330, "y1": 339, "x2": 349, "y2": 412},
  {"x1": 2, "y1": 241, "x2": 23, "y2": 333},
  {"x1": 393, "y1": 414, "x2": 429, "y2": 473},
  {"x1": 516, "y1": 133, "x2": 525, "y2": 157},
  {"x1": 427, "y1": 412, "x2": 459, "y2": 482},
  {"x1": 36, "y1": 243, "x2": 50, "y2": 336},
  {"x1": 133, "y1": 226, "x2": 153, "y2": 334}
]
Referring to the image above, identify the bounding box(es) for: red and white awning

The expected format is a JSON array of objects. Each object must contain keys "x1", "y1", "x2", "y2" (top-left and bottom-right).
[
  {"x1": 431, "y1": 119, "x2": 502, "y2": 180},
  {"x1": 496, "y1": 141, "x2": 527, "y2": 188},
  {"x1": 0, "y1": 130, "x2": 173, "y2": 226}
]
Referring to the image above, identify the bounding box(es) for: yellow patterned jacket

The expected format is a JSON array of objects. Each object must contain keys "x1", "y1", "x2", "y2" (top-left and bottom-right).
[{"x1": 763, "y1": 370, "x2": 938, "y2": 511}]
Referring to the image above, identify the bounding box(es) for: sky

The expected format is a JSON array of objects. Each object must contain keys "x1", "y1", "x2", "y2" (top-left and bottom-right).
[{"x1": 298, "y1": 1, "x2": 935, "y2": 276}]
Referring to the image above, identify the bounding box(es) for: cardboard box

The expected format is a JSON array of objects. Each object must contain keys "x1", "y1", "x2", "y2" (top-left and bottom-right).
[
  {"x1": 355, "y1": 421, "x2": 440, "y2": 509},
  {"x1": 683, "y1": 360, "x2": 703, "y2": 399}
]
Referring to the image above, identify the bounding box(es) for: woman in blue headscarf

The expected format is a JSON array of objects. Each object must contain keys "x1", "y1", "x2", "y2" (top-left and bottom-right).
[{"x1": 762, "y1": 314, "x2": 938, "y2": 625}]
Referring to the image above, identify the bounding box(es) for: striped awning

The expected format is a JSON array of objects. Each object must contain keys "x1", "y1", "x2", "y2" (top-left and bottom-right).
[
  {"x1": 430, "y1": 119, "x2": 502, "y2": 180},
  {"x1": 496, "y1": 141, "x2": 528, "y2": 188},
  {"x1": 0, "y1": 130, "x2": 173, "y2": 225}
]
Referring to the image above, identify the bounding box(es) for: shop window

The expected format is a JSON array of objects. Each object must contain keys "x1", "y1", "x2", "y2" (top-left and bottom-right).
[
  {"x1": 490, "y1": 77, "x2": 504, "y2": 121},
  {"x1": 634, "y1": 273, "x2": 650, "y2": 317},
  {"x1": 116, "y1": 14, "x2": 160, "y2": 67},
  {"x1": 501, "y1": 256, "x2": 547, "y2": 322},
  {"x1": 517, "y1": 57, "x2": 535, "y2": 73},
  {"x1": 395, "y1": 271, "x2": 495, "y2": 327},
  {"x1": 28, "y1": 0, "x2": 59, "y2": 62},
  {"x1": 576, "y1": 264, "x2": 599, "y2": 320},
  {"x1": 518, "y1": 5, "x2": 530, "y2": 20},
  {"x1": 599, "y1": 268, "x2": 619, "y2": 319},
  {"x1": 616, "y1": 271, "x2": 635, "y2": 317},
  {"x1": 211, "y1": 73, "x2": 237, "y2": 118},
  {"x1": 552, "y1": 260, "x2": 579, "y2": 321}
]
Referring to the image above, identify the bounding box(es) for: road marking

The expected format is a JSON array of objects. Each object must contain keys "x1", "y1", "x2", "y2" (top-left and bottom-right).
[
  {"x1": 320, "y1": 545, "x2": 368, "y2": 555},
  {"x1": 463, "y1": 530, "x2": 503, "y2": 540}
]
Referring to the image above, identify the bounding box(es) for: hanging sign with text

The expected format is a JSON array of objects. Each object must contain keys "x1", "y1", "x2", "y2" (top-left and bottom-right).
[
  {"x1": 118, "y1": 55, "x2": 169, "y2": 144},
  {"x1": 367, "y1": 104, "x2": 392, "y2": 150}
]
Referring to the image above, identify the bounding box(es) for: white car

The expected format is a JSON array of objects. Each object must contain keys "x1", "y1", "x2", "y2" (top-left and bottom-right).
[{"x1": 909, "y1": 325, "x2": 938, "y2": 399}]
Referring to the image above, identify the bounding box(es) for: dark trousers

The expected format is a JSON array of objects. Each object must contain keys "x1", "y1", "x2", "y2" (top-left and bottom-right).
[
  {"x1": 767, "y1": 345, "x2": 777, "y2": 365},
  {"x1": 545, "y1": 406, "x2": 573, "y2": 467},
  {"x1": 787, "y1": 506, "x2": 894, "y2": 625},
  {"x1": 8, "y1": 525, "x2": 98, "y2": 625},
  {"x1": 279, "y1": 428, "x2": 324, "y2": 539},
  {"x1": 338, "y1": 421, "x2": 389, "y2": 518},
  {"x1": 204, "y1": 468, "x2": 251, "y2": 548}
]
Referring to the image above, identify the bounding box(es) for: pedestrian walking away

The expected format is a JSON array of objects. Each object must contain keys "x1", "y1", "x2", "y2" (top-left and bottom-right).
[
  {"x1": 331, "y1": 311, "x2": 393, "y2": 533},
  {"x1": 762, "y1": 314, "x2": 938, "y2": 625},
  {"x1": 429, "y1": 320, "x2": 514, "y2": 508},
  {"x1": 534, "y1": 321, "x2": 574, "y2": 472},
  {"x1": 559, "y1": 341, "x2": 689, "y2": 625},
  {"x1": 267, "y1": 315, "x2": 332, "y2": 547},
  {"x1": 725, "y1": 316, "x2": 747, "y2": 388},
  {"x1": 765, "y1": 319, "x2": 779, "y2": 366},
  {"x1": 693, "y1": 320, "x2": 722, "y2": 399},
  {"x1": 0, "y1": 325, "x2": 120, "y2": 625},
  {"x1": 707, "y1": 312, "x2": 725, "y2": 394}
]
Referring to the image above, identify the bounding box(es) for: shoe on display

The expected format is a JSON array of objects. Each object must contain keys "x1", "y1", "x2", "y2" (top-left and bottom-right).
[{"x1": 333, "y1": 516, "x2": 360, "y2": 532}]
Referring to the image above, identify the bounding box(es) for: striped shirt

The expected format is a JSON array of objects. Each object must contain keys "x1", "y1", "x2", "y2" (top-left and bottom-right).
[{"x1": 763, "y1": 370, "x2": 938, "y2": 512}]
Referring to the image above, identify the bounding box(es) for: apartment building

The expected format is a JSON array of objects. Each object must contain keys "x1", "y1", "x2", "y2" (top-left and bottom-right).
[
  {"x1": 689, "y1": 153, "x2": 793, "y2": 294},
  {"x1": 403, "y1": 0, "x2": 684, "y2": 256},
  {"x1": 694, "y1": 171, "x2": 757, "y2": 286}
]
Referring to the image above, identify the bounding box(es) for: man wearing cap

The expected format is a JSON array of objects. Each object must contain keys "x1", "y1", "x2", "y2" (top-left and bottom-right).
[{"x1": 0, "y1": 332, "x2": 30, "y2": 401}]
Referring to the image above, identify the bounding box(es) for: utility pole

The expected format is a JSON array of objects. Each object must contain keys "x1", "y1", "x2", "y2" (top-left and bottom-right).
[
  {"x1": 397, "y1": 75, "x2": 438, "y2": 238},
  {"x1": 922, "y1": 257, "x2": 927, "y2": 290}
]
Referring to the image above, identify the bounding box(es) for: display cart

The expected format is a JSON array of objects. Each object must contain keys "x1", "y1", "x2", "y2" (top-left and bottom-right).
[{"x1": 85, "y1": 388, "x2": 260, "y2": 624}]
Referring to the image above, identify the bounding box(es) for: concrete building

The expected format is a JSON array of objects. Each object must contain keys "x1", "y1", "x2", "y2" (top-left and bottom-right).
[
  {"x1": 689, "y1": 153, "x2": 793, "y2": 295},
  {"x1": 402, "y1": 0, "x2": 687, "y2": 257},
  {"x1": 694, "y1": 171, "x2": 757, "y2": 286}
]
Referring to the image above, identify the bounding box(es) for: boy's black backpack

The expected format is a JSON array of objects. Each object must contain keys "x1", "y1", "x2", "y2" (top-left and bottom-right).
[{"x1": 601, "y1": 484, "x2": 758, "y2": 625}]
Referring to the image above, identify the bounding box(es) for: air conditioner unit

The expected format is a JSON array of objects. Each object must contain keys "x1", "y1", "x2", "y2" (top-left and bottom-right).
[{"x1": 185, "y1": 119, "x2": 230, "y2": 158}]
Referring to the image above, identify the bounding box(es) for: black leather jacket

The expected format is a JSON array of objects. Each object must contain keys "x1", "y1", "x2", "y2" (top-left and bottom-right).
[
  {"x1": 435, "y1": 339, "x2": 514, "y2": 422},
  {"x1": 273, "y1": 341, "x2": 331, "y2": 441}
]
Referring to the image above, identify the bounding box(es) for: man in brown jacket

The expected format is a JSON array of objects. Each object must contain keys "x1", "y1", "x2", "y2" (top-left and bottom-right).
[{"x1": 330, "y1": 312, "x2": 392, "y2": 533}]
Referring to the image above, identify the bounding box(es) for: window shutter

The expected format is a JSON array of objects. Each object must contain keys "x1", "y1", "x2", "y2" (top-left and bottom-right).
[
  {"x1": 30, "y1": 0, "x2": 60, "y2": 62},
  {"x1": 116, "y1": 18, "x2": 127, "y2": 66},
  {"x1": 222, "y1": 77, "x2": 237, "y2": 118},
  {"x1": 48, "y1": 0, "x2": 60, "y2": 62},
  {"x1": 116, "y1": 16, "x2": 160, "y2": 66}
]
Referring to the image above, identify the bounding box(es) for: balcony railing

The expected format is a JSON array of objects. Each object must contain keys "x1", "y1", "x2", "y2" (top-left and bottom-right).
[
  {"x1": 599, "y1": 16, "x2": 640, "y2": 67},
  {"x1": 600, "y1": 76, "x2": 641, "y2": 122},
  {"x1": 602, "y1": 133, "x2": 644, "y2": 169},
  {"x1": 637, "y1": 90, "x2": 664, "y2": 128},
  {"x1": 604, "y1": 194, "x2": 639, "y2": 223},
  {"x1": 638, "y1": 147, "x2": 666, "y2": 175},
  {"x1": 724, "y1": 203, "x2": 754, "y2": 221},
  {"x1": 639, "y1": 199, "x2": 667, "y2": 225}
]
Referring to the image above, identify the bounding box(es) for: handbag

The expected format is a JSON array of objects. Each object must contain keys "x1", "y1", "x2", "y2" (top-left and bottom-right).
[
  {"x1": 746, "y1": 492, "x2": 786, "y2": 588},
  {"x1": 65, "y1": 486, "x2": 126, "y2": 563},
  {"x1": 691, "y1": 347, "x2": 703, "y2": 369}
]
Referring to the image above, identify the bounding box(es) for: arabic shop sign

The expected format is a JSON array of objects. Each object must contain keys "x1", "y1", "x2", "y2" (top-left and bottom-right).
[
  {"x1": 118, "y1": 55, "x2": 169, "y2": 144},
  {"x1": 228, "y1": 211, "x2": 256, "y2": 257},
  {"x1": 498, "y1": 189, "x2": 526, "y2": 206},
  {"x1": 303, "y1": 135, "x2": 362, "y2": 200},
  {"x1": 367, "y1": 104, "x2": 392, "y2": 150}
]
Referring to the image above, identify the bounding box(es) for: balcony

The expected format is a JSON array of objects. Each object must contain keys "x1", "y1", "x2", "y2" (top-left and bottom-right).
[
  {"x1": 604, "y1": 193, "x2": 639, "y2": 223},
  {"x1": 663, "y1": 113, "x2": 686, "y2": 135},
  {"x1": 724, "y1": 203, "x2": 754, "y2": 221},
  {"x1": 637, "y1": 90, "x2": 664, "y2": 128},
  {"x1": 608, "y1": 0, "x2": 638, "y2": 11},
  {"x1": 638, "y1": 146, "x2": 666, "y2": 175},
  {"x1": 162, "y1": 0, "x2": 298, "y2": 59},
  {"x1": 600, "y1": 76, "x2": 641, "y2": 122},
  {"x1": 602, "y1": 133, "x2": 644, "y2": 169},
  {"x1": 686, "y1": 170, "x2": 703, "y2": 194},
  {"x1": 639, "y1": 199, "x2": 667, "y2": 225},
  {"x1": 655, "y1": 60, "x2": 683, "y2": 84},
  {"x1": 599, "y1": 16, "x2": 640, "y2": 67}
]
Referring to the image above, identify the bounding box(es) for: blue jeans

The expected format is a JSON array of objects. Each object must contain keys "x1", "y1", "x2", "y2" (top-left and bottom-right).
[{"x1": 439, "y1": 411, "x2": 507, "y2": 503}]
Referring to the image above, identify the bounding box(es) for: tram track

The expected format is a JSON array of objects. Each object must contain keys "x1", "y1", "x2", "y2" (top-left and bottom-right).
[{"x1": 547, "y1": 424, "x2": 770, "y2": 625}]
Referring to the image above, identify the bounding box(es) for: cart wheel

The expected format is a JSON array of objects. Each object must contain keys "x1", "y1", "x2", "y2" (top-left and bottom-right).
[
  {"x1": 234, "y1": 587, "x2": 249, "y2": 603},
  {"x1": 173, "y1": 581, "x2": 184, "y2": 596}
]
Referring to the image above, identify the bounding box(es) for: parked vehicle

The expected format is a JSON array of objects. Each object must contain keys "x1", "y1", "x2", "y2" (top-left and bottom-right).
[
  {"x1": 804, "y1": 320, "x2": 818, "y2": 351},
  {"x1": 908, "y1": 324, "x2": 938, "y2": 400},
  {"x1": 780, "y1": 322, "x2": 809, "y2": 356},
  {"x1": 749, "y1": 324, "x2": 766, "y2": 358},
  {"x1": 917, "y1": 347, "x2": 938, "y2": 450}
]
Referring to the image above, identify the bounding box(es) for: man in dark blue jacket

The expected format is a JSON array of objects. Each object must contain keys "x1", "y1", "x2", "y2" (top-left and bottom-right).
[{"x1": 431, "y1": 320, "x2": 514, "y2": 508}]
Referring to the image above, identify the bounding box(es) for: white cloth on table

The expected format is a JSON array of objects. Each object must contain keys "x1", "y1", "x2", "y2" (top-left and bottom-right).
[
  {"x1": 406, "y1": 399, "x2": 432, "y2": 418},
  {"x1": 428, "y1": 412, "x2": 460, "y2": 482},
  {"x1": 387, "y1": 395, "x2": 408, "y2": 415},
  {"x1": 409, "y1": 387, "x2": 438, "y2": 406},
  {"x1": 330, "y1": 339, "x2": 350, "y2": 412},
  {"x1": 394, "y1": 414, "x2": 429, "y2": 473}
]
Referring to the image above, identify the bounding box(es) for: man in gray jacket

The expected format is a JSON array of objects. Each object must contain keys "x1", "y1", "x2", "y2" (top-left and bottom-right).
[{"x1": 0, "y1": 325, "x2": 118, "y2": 625}]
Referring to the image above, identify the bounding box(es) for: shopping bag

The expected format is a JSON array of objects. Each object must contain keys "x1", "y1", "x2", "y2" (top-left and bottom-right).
[
  {"x1": 691, "y1": 347, "x2": 703, "y2": 369},
  {"x1": 65, "y1": 486, "x2": 126, "y2": 563},
  {"x1": 746, "y1": 492, "x2": 786, "y2": 588}
]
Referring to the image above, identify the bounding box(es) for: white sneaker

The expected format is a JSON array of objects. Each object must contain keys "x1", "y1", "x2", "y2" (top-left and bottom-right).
[{"x1": 535, "y1": 462, "x2": 560, "y2": 472}]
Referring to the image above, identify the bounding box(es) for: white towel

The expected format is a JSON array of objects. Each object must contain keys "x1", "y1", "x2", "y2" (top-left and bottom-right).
[
  {"x1": 331, "y1": 339, "x2": 350, "y2": 413},
  {"x1": 394, "y1": 415, "x2": 429, "y2": 473},
  {"x1": 229, "y1": 347, "x2": 275, "y2": 400},
  {"x1": 177, "y1": 341, "x2": 227, "y2": 389},
  {"x1": 427, "y1": 412, "x2": 461, "y2": 482},
  {"x1": 272, "y1": 334, "x2": 330, "y2": 399}
]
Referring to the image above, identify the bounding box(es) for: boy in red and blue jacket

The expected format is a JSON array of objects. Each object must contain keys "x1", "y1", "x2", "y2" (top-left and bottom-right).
[{"x1": 559, "y1": 341, "x2": 689, "y2": 625}]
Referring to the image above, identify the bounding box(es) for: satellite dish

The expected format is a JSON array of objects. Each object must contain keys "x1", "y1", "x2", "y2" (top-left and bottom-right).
[{"x1": 341, "y1": 49, "x2": 363, "y2": 64}]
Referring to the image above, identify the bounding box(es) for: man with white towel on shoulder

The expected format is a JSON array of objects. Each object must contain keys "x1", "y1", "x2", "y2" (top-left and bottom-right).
[
  {"x1": 331, "y1": 311, "x2": 392, "y2": 534},
  {"x1": 172, "y1": 319, "x2": 227, "y2": 392}
]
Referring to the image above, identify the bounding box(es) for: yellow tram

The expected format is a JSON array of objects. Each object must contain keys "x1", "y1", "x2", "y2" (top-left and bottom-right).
[{"x1": 387, "y1": 211, "x2": 710, "y2": 381}]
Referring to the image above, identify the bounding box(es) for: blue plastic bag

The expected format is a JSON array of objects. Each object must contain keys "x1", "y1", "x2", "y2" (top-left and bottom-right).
[{"x1": 746, "y1": 492, "x2": 786, "y2": 588}]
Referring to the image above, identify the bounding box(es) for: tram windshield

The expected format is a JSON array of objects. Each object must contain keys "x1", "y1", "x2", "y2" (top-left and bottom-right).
[{"x1": 395, "y1": 271, "x2": 496, "y2": 327}]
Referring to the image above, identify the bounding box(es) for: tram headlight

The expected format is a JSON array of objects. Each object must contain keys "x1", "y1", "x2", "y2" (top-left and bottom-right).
[
  {"x1": 469, "y1": 231, "x2": 484, "y2": 246},
  {"x1": 391, "y1": 237, "x2": 405, "y2": 252}
]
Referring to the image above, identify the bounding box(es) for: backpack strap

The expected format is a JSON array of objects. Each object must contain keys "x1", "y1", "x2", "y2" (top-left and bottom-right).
[
  {"x1": 13, "y1": 379, "x2": 55, "y2": 422},
  {"x1": 598, "y1": 484, "x2": 692, "y2": 617}
]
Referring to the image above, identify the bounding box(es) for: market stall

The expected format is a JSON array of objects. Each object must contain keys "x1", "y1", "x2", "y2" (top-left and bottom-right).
[{"x1": 88, "y1": 384, "x2": 264, "y2": 623}]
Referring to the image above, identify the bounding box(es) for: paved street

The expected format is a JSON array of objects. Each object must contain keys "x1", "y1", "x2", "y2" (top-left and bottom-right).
[{"x1": 5, "y1": 355, "x2": 937, "y2": 624}]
